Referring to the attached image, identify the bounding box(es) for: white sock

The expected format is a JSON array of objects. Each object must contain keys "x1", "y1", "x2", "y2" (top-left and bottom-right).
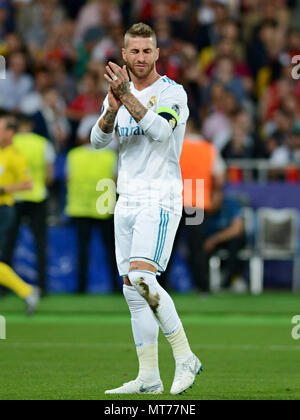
[
  {"x1": 136, "y1": 344, "x2": 160, "y2": 384},
  {"x1": 165, "y1": 326, "x2": 193, "y2": 362},
  {"x1": 128, "y1": 270, "x2": 192, "y2": 361},
  {"x1": 123, "y1": 285, "x2": 161, "y2": 383}
]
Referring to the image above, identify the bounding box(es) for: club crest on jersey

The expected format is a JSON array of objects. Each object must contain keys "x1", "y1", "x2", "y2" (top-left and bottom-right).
[
  {"x1": 147, "y1": 96, "x2": 157, "y2": 109},
  {"x1": 169, "y1": 118, "x2": 176, "y2": 129}
]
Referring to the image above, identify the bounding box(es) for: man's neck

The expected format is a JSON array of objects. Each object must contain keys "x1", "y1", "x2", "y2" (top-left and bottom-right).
[{"x1": 131, "y1": 71, "x2": 161, "y2": 91}]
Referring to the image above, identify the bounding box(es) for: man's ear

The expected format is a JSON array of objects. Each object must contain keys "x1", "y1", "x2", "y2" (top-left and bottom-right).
[
  {"x1": 156, "y1": 48, "x2": 160, "y2": 62},
  {"x1": 122, "y1": 48, "x2": 127, "y2": 62}
]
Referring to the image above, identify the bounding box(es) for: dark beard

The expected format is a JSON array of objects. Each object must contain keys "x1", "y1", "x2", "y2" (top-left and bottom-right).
[{"x1": 126, "y1": 61, "x2": 155, "y2": 79}]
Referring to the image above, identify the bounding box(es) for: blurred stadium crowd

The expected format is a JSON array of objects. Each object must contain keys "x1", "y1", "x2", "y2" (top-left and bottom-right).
[
  {"x1": 1, "y1": 0, "x2": 300, "y2": 164},
  {"x1": 1, "y1": 0, "x2": 300, "y2": 295}
]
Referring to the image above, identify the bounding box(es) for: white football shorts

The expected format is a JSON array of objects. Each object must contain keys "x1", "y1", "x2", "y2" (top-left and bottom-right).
[{"x1": 114, "y1": 199, "x2": 181, "y2": 277}]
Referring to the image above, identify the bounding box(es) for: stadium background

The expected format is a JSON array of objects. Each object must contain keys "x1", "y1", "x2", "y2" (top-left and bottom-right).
[{"x1": 1, "y1": 0, "x2": 300, "y2": 292}]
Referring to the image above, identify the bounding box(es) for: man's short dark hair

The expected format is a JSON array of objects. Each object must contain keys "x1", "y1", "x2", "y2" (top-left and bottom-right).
[{"x1": 124, "y1": 23, "x2": 157, "y2": 48}]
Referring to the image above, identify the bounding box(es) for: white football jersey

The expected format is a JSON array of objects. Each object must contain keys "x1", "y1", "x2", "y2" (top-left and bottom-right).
[{"x1": 100, "y1": 76, "x2": 189, "y2": 215}]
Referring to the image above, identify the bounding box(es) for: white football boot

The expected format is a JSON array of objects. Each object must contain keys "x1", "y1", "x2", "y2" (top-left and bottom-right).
[
  {"x1": 105, "y1": 378, "x2": 164, "y2": 395},
  {"x1": 170, "y1": 354, "x2": 203, "y2": 395}
]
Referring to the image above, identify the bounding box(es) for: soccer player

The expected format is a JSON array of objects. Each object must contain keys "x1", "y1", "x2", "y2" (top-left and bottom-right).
[
  {"x1": 91, "y1": 23, "x2": 202, "y2": 395},
  {"x1": 0, "y1": 112, "x2": 40, "y2": 315}
]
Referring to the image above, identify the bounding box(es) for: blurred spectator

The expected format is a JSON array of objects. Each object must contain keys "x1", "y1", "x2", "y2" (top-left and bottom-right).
[
  {"x1": 19, "y1": 67, "x2": 53, "y2": 116},
  {"x1": 202, "y1": 84, "x2": 239, "y2": 145},
  {"x1": 264, "y1": 108, "x2": 295, "y2": 158},
  {"x1": 287, "y1": 28, "x2": 300, "y2": 57},
  {"x1": 65, "y1": 116, "x2": 118, "y2": 293},
  {"x1": 32, "y1": 87, "x2": 71, "y2": 151},
  {"x1": 16, "y1": 0, "x2": 66, "y2": 57},
  {"x1": 204, "y1": 191, "x2": 246, "y2": 290},
  {"x1": 211, "y1": 56, "x2": 248, "y2": 103},
  {"x1": 270, "y1": 122, "x2": 300, "y2": 167},
  {"x1": 199, "y1": 20, "x2": 247, "y2": 71},
  {"x1": 43, "y1": 18, "x2": 77, "y2": 67},
  {"x1": 180, "y1": 42, "x2": 204, "y2": 122},
  {"x1": 242, "y1": 0, "x2": 290, "y2": 45},
  {"x1": 66, "y1": 71, "x2": 104, "y2": 122},
  {"x1": 199, "y1": 31, "x2": 254, "y2": 96},
  {"x1": 91, "y1": 24, "x2": 123, "y2": 64},
  {"x1": 74, "y1": 0, "x2": 122, "y2": 44},
  {"x1": 3, "y1": 114, "x2": 55, "y2": 295},
  {"x1": 260, "y1": 77, "x2": 295, "y2": 122},
  {"x1": 281, "y1": 94, "x2": 300, "y2": 120},
  {"x1": 1, "y1": 32, "x2": 26, "y2": 56},
  {"x1": 0, "y1": 51, "x2": 33, "y2": 111},
  {"x1": 156, "y1": 39, "x2": 182, "y2": 82},
  {"x1": 195, "y1": 0, "x2": 230, "y2": 50},
  {"x1": 221, "y1": 109, "x2": 259, "y2": 159},
  {"x1": 73, "y1": 26, "x2": 104, "y2": 78},
  {"x1": 48, "y1": 60, "x2": 77, "y2": 105}
]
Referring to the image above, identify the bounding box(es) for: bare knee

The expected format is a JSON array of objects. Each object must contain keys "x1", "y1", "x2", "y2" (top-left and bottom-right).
[
  {"x1": 123, "y1": 261, "x2": 157, "y2": 286},
  {"x1": 129, "y1": 261, "x2": 157, "y2": 274}
]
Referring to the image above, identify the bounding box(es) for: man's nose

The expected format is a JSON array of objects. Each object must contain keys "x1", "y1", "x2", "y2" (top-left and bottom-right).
[{"x1": 137, "y1": 53, "x2": 145, "y2": 62}]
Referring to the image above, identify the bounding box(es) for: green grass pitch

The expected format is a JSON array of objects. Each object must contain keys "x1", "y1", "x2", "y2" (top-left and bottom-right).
[{"x1": 0, "y1": 292, "x2": 300, "y2": 400}]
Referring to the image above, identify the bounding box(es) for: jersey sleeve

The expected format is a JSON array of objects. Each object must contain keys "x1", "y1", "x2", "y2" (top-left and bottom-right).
[
  {"x1": 156, "y1": 84, "x2": 189, "y2": 130},
  {"x1": 137, "y1": 84, "x2": 190, "y2": 143}
]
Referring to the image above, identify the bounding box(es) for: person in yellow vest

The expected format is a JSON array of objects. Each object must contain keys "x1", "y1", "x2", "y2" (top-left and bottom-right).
[
  {"x1": 65, "y1": 115, "x2": 119, "y2": 293},
  {"x1": 160, "y1": 118, "x2": 226, "y2": 293},
  {"x1": 0, "y1": 111, "x2": 40, "y2": 315},
  {"x1": 2, "y1": 114, "x2": 55, "y2": 296}
]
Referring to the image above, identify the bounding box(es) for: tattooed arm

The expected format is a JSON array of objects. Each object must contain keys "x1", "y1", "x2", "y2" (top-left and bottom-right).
[
  {"x1": 91, "y1": 88, "x2": 121, "y2": 149},
  {"x1": 99, "y1": 108, "x2": 118, "y2": 133},
  {"x1": 91, "y1": 113, "x2": 116, "y2": 149},
  {"x1": 117, "y1": 91, "x2": 148, "y2": 123},
  {"x1": 115, "y1": 81, "x2": 173, "y2": 143},
  {"x1": 118, "y1": 86, "x2": 173, "y2": 143},
  {"x1": 99, "y1": 85, "x2": 121, "y2": 133}
]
